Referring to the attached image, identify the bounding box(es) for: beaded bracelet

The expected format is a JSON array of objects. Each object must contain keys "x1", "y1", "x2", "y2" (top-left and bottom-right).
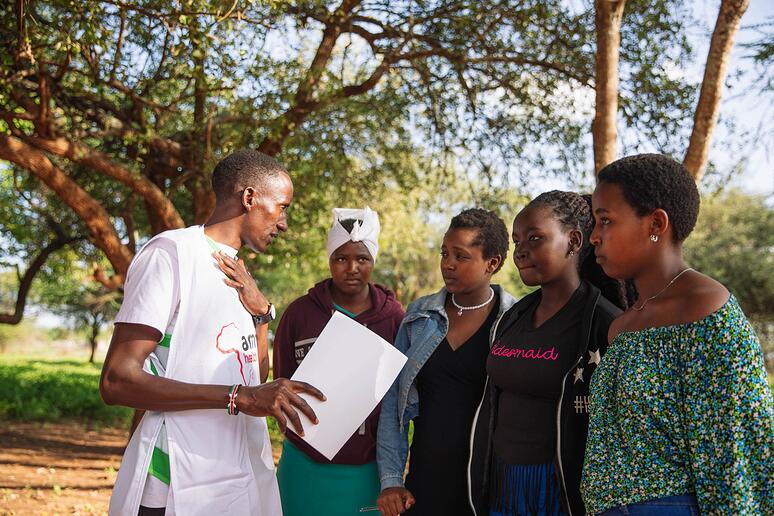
[{"x1": 227, "y1": 384, "x2": 241, "y2": 415}]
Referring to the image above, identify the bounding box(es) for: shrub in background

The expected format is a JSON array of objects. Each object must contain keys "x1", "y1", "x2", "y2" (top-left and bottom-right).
[{"x1": 0, "y1": 357, "x2": 131, "y2": 425}]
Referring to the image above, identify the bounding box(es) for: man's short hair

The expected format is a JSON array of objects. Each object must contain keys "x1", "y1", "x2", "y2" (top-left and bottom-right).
[{"x1": 211, "y1": 149, "x2": 288, "y2": 201}]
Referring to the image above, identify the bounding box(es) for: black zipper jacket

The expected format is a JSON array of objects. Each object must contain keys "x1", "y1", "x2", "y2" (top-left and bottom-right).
[{"x1": 467, "y1": 281, "x2": 621, "y2": 515}]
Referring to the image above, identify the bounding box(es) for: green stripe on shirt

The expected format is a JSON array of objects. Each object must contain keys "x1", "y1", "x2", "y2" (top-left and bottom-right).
[
  {"x1": 158, "y1": 333, "x2": 172, "y2": 348},
  {"x1": 148, "y1": 333, "x2": 171, "y2": 483},
  {"x1": 148, "y1": 446, "x2": 171, "y2": 485}
]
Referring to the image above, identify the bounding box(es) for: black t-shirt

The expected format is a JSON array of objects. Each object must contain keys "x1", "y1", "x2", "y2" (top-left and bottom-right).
[
  {"x1": 486, "y1": 284, "x2": 586, "y2": 464},
  {"x1": 405, "y1": 298, "x2": 500, "y2": 516}
]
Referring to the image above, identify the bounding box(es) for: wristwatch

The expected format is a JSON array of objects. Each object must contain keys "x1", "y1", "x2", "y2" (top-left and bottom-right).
[{"x1": 251, "y1": 303, "x2": 276, "y2": 326}]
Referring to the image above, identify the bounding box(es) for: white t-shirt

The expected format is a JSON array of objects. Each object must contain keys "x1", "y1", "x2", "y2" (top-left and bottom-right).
[{"x1": 114, "y1": 236, "x2": 238, "y2": 508}]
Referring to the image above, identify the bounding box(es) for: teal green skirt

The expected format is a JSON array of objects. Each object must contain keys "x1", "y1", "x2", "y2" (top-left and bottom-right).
[{"x1": 277, "y1": 440, "x2": 380, "y2": 516}]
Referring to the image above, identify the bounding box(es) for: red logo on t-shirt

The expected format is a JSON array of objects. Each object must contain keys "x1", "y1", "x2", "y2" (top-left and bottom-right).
[{"x1": 215, "y1": 322, "x2": 257, "y2": 385}]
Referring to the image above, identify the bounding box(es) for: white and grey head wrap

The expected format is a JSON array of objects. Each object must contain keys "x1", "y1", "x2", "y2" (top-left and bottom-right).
[{"x1": 326, "y1": 206, "x2": 381, "y2": 261}]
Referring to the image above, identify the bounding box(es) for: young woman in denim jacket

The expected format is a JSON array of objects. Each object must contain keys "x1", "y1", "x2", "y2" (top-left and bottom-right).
[{"x1": 376, "y1": 209, "x2": 517, "y2": 516}]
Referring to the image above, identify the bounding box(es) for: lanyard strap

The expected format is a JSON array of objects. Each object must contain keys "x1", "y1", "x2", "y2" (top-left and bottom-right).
[
  {"x1": 204, "y1": 233, "x2": 233, "y2": 280},
  {"x1": 204, "y1": 234, "x2": 222, "y2": 253}
]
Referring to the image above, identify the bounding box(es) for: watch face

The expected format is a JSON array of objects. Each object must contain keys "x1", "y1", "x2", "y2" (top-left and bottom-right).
[{"x1": 268, "y1": 303, "x2": 276, "y2": 319}]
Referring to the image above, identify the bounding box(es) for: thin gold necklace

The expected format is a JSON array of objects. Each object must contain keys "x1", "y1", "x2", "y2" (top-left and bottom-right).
[{"x1": 632, "y1": 267, "x2": 693, "y2": 311}]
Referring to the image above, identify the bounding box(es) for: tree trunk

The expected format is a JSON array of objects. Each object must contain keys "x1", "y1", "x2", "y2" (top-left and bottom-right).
[
  {"x1": 129, "y1": 409, "x2": 145, "y2": 436},
  {"x1": 592, "y1": 0, "x2": 627, "y2": 175},
  {"x1": 88, "y1": 321, "x2": 99, "y2": 363},
  {"x1": 0, "y1": 134, "x2": 133, "y2": 282},
  {"x1": 190, "y1": 179, "x2": 216, "y2": 224},
  {"x1": 187, "y1": 46, "x2": 216, "y2": 224},
  {"x1": 258, "y1": 323, "x2": 269, "y2": 383},
  {"x1": 683, "y1": 0, "x2": 749, "y2": 182}
]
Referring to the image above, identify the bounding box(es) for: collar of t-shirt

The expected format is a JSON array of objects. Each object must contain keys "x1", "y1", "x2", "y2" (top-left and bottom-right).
[
  {"x1": 213, "y1": 241, "x2": 238, "y2": 258},
  {"x1": 204, "y1": 233, "x2": 239, "y2": 259}
]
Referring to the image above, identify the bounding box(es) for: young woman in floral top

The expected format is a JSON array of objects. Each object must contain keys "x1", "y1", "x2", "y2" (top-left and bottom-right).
[{"x1": 581, "y1": 154, "x2": 773, "y2": 515}]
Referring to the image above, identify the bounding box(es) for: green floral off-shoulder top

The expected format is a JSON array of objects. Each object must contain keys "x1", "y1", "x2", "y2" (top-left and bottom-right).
[{"x1": 581, "y1": 296, "x2": 773, "y2": 515}]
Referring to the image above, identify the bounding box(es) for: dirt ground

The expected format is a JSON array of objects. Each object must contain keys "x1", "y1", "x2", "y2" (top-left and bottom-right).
[
  {"x1": 0, "y1": 421, "x2": 125, "y2": 515},
  {"x1": 0, "y1": 421, "x2": 283, "y2": 515}
]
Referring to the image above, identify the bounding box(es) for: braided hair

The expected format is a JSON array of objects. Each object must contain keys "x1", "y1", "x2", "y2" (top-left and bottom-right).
[
  {"x1": 527, "y1": 190, "x2": 631, "y2": 310},
  {"x1": 528, "y1": 190, "x2": 594, "y2": 264}
]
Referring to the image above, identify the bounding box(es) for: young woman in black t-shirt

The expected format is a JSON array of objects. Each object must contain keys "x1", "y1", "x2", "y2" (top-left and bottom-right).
[
  {"x1": 470, "y1": 191, "x2": 627, "y2": 516},
  {"x1": 377, "y1": 209, "x2": 518, "y2": 516}
]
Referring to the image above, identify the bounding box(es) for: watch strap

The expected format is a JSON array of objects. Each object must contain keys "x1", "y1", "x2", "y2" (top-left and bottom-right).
[{"x1": 251, "y1": 303, "x2": 275, "y2": 325}]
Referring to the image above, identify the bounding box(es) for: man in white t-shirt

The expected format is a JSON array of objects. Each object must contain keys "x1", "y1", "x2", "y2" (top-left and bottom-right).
[{"x1": 100, "y1": 150, "x2": 324, "y2": 516}]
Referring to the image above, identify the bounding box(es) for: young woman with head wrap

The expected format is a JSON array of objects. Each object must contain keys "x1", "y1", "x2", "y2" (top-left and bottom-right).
[{"x1": 273, "y1": 206, "x2": 405, "y2": 516}]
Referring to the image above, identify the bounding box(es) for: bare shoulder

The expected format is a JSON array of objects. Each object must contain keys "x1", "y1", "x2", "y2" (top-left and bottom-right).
[
  {"x1": 676, "y1": 271, "x2": 730, "y2": 322},
  {"x1": 607, "y1": 310, "x2": 632, "y2": 344}
]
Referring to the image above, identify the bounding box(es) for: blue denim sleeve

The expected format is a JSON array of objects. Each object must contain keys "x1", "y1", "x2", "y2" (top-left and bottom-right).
[{"x1": 377, "y1": 320, "x2": 412, "y2": 490}]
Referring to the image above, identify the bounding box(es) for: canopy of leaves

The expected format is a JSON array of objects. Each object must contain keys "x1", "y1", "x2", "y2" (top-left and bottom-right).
[
  {"x1": 0, "y1": 0, "x2": 716, "y2": 324},
  {"x1": 684, "y1": 189, "x2": 774, "y2": 318}
]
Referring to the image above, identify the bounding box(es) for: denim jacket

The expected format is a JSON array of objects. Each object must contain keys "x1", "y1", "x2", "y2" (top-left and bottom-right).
[{"x1": 376, "y1": 285, "x2": 517, "y2": 490}]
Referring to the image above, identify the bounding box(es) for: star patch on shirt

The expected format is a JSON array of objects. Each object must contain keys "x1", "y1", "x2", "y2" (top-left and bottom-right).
[{"x1": 588, "y1": 348, "x2": 601, "y2": 366}]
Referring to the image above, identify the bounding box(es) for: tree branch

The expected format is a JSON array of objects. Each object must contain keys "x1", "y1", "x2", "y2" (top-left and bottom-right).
[
  {"x1": 23, "y1": 135, "x2": 184, "y2": 230},
  {"x1": 14, "y1": 0, "x2": 35, "y2": 64},
  {"x1": 0, "y1": 235, "x2": 83, "y2": 325},
  {"x1": 0, "y1": 134, "x2": 133, "y2": 283},
  {"x1": 110, "y1": 7, "x2": 127, "y2": 81},
  {"x1": 258, "y1": 0, "x2": 362, "y2": 155}
]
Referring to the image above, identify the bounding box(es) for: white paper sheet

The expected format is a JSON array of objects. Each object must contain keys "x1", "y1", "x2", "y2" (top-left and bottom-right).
[{"x1": 288, "y1": 311, "x2": 407, "y2": 460}]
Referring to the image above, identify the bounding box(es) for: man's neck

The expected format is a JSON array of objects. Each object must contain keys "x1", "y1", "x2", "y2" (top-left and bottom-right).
[{"x1": 203, "y1": 211, "x2": 243, "y2": 250}]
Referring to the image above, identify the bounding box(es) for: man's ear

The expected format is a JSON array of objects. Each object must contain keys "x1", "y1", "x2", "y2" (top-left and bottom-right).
[{"x1": 242, "y1": 187, "x2": 257, "y2": 211}]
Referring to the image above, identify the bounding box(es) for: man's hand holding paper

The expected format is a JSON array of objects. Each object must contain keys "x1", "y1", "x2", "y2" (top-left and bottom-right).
[{"x1": 289, "y1": 311, "x2": 408, "y2": 460}]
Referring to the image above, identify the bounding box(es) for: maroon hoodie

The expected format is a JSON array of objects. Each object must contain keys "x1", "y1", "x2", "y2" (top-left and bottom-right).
[{"x1": 273, "y1": 278, "x2": 405, "y2": 464}]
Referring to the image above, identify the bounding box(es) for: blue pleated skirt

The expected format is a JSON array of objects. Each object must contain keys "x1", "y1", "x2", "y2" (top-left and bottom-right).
[{"x1": 489, "y1": 457, "x2": 565, "y2": 516}]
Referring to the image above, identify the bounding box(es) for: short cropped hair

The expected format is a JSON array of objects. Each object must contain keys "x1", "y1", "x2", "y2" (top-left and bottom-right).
[
  {"x1": 597, "y1": 154, "x2": 700, "y2": 242},
  {"x1": 211, "y1": 149, "x2": 288, "y2": 201},
  {"x1": 448, "y1": 208, "x2": 509, "y2": 274}
]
